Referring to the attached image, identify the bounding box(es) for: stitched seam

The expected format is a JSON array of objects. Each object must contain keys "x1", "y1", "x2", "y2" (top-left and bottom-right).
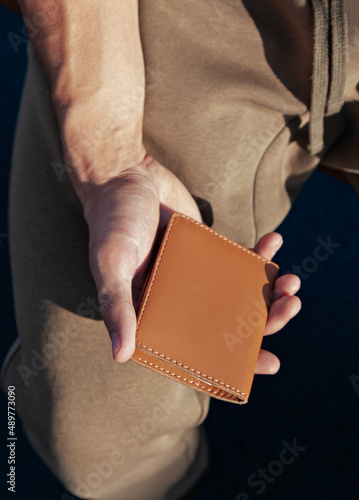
[
  {"x1": 251, "y1": 116, "x2": 299, "y2": 243},
  {"x1": 176, "y1": 215, "x2": 274, "y2": 263},
  {"x1": 135, "y1": 213, "x2": 269, "y2": 399},
  {"x1": 132, "y1": 355, "x2": 246, "y2": 402},
  {"x1": 134, "y1": 348, "x2": 248, "y2": 397}
]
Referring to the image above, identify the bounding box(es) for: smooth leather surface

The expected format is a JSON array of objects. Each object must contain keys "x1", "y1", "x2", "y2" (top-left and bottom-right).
[{"x1": 131, "y1": 213, "x2": 279, "y2": 404}]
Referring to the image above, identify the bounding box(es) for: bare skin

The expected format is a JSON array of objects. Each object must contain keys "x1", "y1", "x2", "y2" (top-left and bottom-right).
[{"x1": 18, "y1": 0, "x2": 301, "y2": 374}]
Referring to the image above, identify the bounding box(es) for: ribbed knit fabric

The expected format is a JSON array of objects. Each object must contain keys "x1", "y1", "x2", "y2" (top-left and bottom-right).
[{"x1": 309, "y1": 0, "x2": 347, "y2": 155}]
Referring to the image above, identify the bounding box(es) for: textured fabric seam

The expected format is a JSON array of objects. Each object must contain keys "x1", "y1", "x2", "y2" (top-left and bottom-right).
[{"x1": 251, "y1": 118, "x2": 296, "y2": 244}]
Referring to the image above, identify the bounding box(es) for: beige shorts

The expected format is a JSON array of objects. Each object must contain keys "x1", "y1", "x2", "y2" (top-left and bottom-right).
[{"x1": 1, "y1": 1, "x2": 358, "y2": 499}]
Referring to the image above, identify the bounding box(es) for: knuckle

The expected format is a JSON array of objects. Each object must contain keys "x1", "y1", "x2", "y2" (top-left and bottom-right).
[{"x1": 98, "y1": 293, "x2": 115, "y2": 316}]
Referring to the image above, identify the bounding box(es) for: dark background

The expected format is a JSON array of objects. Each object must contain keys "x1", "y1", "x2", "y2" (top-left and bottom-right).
[{"x1": 1, "y1": 6, "x2": 359, "y2": 500}]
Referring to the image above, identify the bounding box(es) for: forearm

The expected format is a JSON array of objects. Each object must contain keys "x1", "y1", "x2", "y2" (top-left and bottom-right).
[{"x1": 18, "y1": 0, "x2": 146, "y2": 205}]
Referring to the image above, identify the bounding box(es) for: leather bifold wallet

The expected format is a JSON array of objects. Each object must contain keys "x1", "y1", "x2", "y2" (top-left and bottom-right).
[{"x1": 131, "y1": 213, "x2": 279, "y2": 404}]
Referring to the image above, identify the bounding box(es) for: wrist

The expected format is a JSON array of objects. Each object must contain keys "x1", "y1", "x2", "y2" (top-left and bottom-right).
[
  {"x1": 68, "y1": 145, "x2": 148, "y2": 210},
  {"x1": 58, "y1": 95, "x2": 146, "y2": 204}
]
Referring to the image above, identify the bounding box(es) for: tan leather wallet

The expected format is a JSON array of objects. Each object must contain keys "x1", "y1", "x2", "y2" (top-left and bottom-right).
[{"x1": 131, "y1": 213, "x2": 279, "y2": 404}]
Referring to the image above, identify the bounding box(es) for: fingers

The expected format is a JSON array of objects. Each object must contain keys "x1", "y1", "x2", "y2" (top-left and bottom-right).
[
  {"x1": 272, "y1": 273, "x2": 301, "y2": 302},
  {"x1": 264, "y1": 274, "x2": 301, "y2": 336},
  {"x1": 263, "y1": 274, "x2": 301, "y2": 335},
  {"x1": 252, "y1": 232, "x2": 283, "y2": 260},
  {"x1": 256, "y1": 282, "x2": 301, "y2": 373},
  {"x1": 264, "y1": 294, "x2": 302, "y2": 336},
  {"x1": 255, "y1": 349, "x2": 280, "y2": 375},
  {"x1": 253, "y1": 233, "x2": 302, "y2": 336},
  {"x1": 252, "y1": 232, "x2": 302, "y2": 375}
]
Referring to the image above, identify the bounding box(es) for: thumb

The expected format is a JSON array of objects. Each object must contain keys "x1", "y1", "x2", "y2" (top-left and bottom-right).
[
  {"x1": 99, "y1": 281, "x2": 138, "y2": 364},
  {"x1": 84, "y1": 170, "x2": 160, "y2": 363},
  {"x1": 93, "y1": 235, "x2": 142, "y2": 363}
]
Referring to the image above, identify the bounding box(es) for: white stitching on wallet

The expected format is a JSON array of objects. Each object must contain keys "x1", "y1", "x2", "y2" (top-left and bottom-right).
[
  {"x1": 132, "y1": 355, "x2": 246, "y2": 402},
  {"x1": 135, "y1": 213, "x2": 266, "y2": 400}
]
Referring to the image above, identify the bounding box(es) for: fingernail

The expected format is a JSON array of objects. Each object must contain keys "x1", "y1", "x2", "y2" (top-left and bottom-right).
[
  {"x1": 110, "y1": 332, "x2": 121, "y2": 359},
  {"x1": 274, "y1": 236, "x2": 283, "y2": 250},
  {"x1": 271, "y1": 237, "x2": 283, "y2": 257}
]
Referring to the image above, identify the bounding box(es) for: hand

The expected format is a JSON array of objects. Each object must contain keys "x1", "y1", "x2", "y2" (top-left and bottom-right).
[
  {"x1": 83, "y1": 154, "x2": 301, "y2": 376},
  {"x1": 84, "y1": 155, "x2": 202, "y2": 362},
  {"x1": 252, "y1": 234, "x2": 301, "y2": 374}
]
